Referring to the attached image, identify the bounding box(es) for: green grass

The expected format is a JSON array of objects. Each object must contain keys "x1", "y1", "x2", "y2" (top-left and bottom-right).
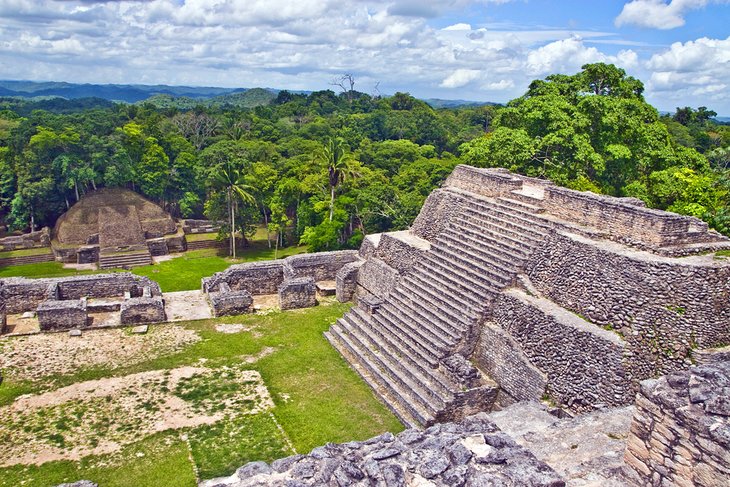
[
  {"x1": 0, "y1": 261, "x2": 100, "y2": 279},
  {"x1": 0, "y1": 247, "x2": 52, "y2": 259},
  {"x1": 716, "y1": 249, "x2": 730, "y2": 258},
  {"x1": 184, "y1": 232, "x2": 219, "y2": 242},
  {"x1": 0, "y1": 302, "x2": 403, "y2": 486}
]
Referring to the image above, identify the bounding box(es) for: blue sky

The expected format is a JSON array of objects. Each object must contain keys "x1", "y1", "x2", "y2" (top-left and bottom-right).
[{"x1": 1, "y1": 0, "x2": 729, "y2": 113}]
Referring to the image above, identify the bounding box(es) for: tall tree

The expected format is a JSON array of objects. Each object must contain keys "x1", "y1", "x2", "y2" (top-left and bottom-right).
[
  {"x1": 316, "y1": 137, "x2": 359, "y2": 221},
  {"x1": 212, "y1": 162, "x2": 256, "y2": 258}
]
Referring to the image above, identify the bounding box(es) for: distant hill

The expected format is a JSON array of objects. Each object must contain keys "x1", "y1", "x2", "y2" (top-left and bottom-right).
[
  {"x1": 424, "y1": 98, "x2": 499, "y2": 109},
  {"x1": 141, "y1": 88, "x2": 276, "y2": 109}
]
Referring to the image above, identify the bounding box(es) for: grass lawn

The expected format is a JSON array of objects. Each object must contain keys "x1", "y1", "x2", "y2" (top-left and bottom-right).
[
  {"x1": 0, "y1": 302, "x2": 403, "y2": 487},
  {"x1": 0, "y1": 261, "x2": 100, "y2": 279}
]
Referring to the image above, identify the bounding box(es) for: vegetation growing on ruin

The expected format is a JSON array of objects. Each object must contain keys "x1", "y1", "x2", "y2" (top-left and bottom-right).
[
  {"x1": 0, "y1": 301, "x2": 402, "y2": 486},
  {"x1": 0, "y1": 63, "x2": 728, "y2": 252}
]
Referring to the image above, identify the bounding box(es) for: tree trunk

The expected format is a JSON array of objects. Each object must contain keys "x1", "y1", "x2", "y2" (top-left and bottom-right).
[
  {"x1": 91, "y1": 179, "x2": 97, "y2": 191},
  {"x1": 263, "y1": 208, "x2": 271, "y2": 249},
  {"x1": 231, "y1": 190, "x2": 236, "y2": 259},
  {"x1": 274, "y1": 230, "x2": 279, "y2": 259},
  {"x1": 30, "y1": 203, "x2": 35, "y2": 232},
  {"x1": 329, "y1": 185, "x2": 335, "y2": 221},
  {"x1": 74, "y1": 181, "x2": 80, "y2": 202}
]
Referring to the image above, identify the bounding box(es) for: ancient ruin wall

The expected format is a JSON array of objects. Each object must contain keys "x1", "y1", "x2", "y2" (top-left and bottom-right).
[
  {"x1": 525, "y1": 231, "x2": 730, "y2": 380},
  {"x1": 483, "y1": 289, "x2": 633, "y2": 411},
  {"x1": 202, "y1": 260, "x2": 285, "y2": 294},
  {"x1": 356, "y1": 258, "x2": 400, "y2": 300},
  {"x1": 411, "y1": 189, "x2": 467, "y2": 242},
  {"x1": 283, "y1": 250, "x2": 358, "y2": 281},
  {"x1": 0, "y1": 273, "x2": 161, "y2": 313},
  {"x1": 625, "y1": 362, "x2": 730, "y2": 486}
]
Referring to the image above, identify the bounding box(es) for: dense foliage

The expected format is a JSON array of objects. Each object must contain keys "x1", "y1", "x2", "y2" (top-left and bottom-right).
[{"x1": 0, "y1": 63, "x2": 728, "y2": 251}]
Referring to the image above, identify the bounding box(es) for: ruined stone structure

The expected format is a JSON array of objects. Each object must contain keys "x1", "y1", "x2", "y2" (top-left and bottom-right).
[
  {"x1": 626, "y1": 361, "x2": 730, "y2": 486},
  {"x1": 207, "y1": 413, "x2": 564, "y2": 487},
  {"x1": 326, "y1": 165, "x2": 730, "y2": 427},
  {"x1": 202, "y1": 250, "x2": 358, "y2": 311},
  {"x1": 0, "y1": 273, "x2": 165, "y2": 330},
  {"x1": 52, "y1": 188, "x2": 185, "y2": 268}
]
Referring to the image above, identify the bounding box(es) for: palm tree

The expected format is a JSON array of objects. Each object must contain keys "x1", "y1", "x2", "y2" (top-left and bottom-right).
[
  {"x1": 213, "y1": 163, "x2": 256, "y2": 258},
  {"x1": 317, "y1": 137, "x2": 359, "y2": 221}
]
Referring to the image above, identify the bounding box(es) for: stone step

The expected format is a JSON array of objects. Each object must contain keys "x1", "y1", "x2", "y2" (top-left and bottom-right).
[
  {"x1": 326, "y1": 325, "x2": 434, "y2": 427},
  {"x1": 0, "y1": 252, "x2": 55, "y2": 267},
  {"x1": 386, "y1": 290, "x2": 462, "y2": 345},
  {"x1": 375, "y1": 303, "x2": 450, "y2": 359},
  {"x1": 394, "y1": 283, "x2": 473, "y2": 333},
  {"x1": 454, "y1": 217, "x2": 538, "y2": 254},
  {"x1": 348, "y1": 307, "x2": 459, "y2": 396},
  {"x1": 410, "y1": 260, "x2": 493, "y2": 308},
  {"x1": 99, "y1": 252, "x2": 152, "y2": 269},
  {"x1": 341, "y1": 313, "x2": 454, "y2": 407},
  {"x1": 467, "y1": 197, "x2": 553, "y2": 231},
  {"x1": 187, "y1": 239, "x2": 226, "y2": 250},
  {"x1": 498, "y1": 196, "x2": 545, "y2": 214},
  {"x1": 428, "y1": 243, "x2": 516, "y2": 286},
  {"x1": 462, "y1": 207, "x2": 549, "y2": 242},
  {"x1": 403, "y1": 272, "x2": 480, "y2": 322},
  {"x1": 433, "y1": 238, "x2": 519, "y2": 277},
  {"x1": 439, "y1": 229, "x2": 529, "y2": 265},
  {"x1": 453, "y1": 215, "x2": 538, "y2": 253},
  {"x1": 362, "y1": 305, "x2": 443, "y2": 368},
  {"x1": 419, "y1": 255, "x2": 506, "y2": 296}
]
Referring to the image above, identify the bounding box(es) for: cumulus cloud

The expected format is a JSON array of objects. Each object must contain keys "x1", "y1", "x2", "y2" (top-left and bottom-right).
[
  {"x1": 615, "y1": 0, "x2": 728, "y2": 30},
  {"x1": 440, "y1": 69, "x2": 481, "y2": 88}
]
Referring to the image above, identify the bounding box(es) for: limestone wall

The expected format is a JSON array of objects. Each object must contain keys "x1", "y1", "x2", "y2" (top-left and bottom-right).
[
  {"x1": 0, "y1": 273, "x2": 161, "y2": 314},
  {"x1": 483, "y1": 289, "x2": 633, "y2": 411},
  {"x1": 356, "y1": 258, "x2": 400, "y2": 300},
  {"x1": 335, "y1": 261, "x2": 362, "y2": 302},
  {"x1": 278, "y1": 277, "x2": 317, "y2": 310},
  {"x1": 0, "y1": 227, "x2": 51, "y2": 250},
  {"x1": 37, "y1": 299, "x2": 88, "y2": 330},
  {"x1": 411, "y1": 189, "x2": 466, "y2": 242},
  {"x1": 625, "y1": 362, "x2": 730, "y2": 486},
  {"x1": 525, "y1": 231, "x2": 730, "y2": 379},
  {"x1": 283, "y1": 250, "x2": 358, "y2": 281}
]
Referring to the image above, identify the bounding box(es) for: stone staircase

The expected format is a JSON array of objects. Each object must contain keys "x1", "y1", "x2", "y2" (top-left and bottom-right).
[
  {"x1": 326, "y1": 190, "x2": 553, "y2": 427},
  {"x1": 99, "y1": 250, "x2": 152, "y2": 269}
]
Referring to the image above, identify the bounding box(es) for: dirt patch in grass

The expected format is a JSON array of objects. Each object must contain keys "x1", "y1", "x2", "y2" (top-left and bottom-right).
[
  {"x1": 0, "y1": 325, "x2": 201, "y2": 382},
  {"x1": 0, "y1": 366, "x2": 273, "y2": 467}
]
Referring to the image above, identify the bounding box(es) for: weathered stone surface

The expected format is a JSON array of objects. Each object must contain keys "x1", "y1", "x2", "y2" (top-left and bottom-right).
[
  {"x1": 120, "y1": 297, "x2": 166, "y2": 324},
  {"x1": 54, "y1": 481, "x2": 98, "y2": 487},
  {"x1": 202, "y1": 260, "x2": 285, "y2": 294},
  {"x1": 626, "y1": 362, "x2": 730, "y2": 486},
  {"x1": 278, "y1": 277, "x2": 316, "y2": 310},
  {"x1": 206, "y1": 413, "x2": 565, "y2": 487},
  {"x1": 355, "y1": 257, "x2": 399, "y2": 300},
  {"x1": 37, "y1": 299, "x2": 88, "y2": 331},
  {"x1": 0, "y1": 273, "x2": 161, "y2": 314},
  {"x1": 208, "y1": 288, "x2": 254, "y2": 317},
  {"x1": 335, "y1": 260, "x2": 362, "y2": 303},
  {"x1": 283, "y1": 250, "x2": 358, "y2": 281}
]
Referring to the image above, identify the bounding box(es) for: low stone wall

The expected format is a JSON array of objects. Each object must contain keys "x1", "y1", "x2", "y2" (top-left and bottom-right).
[
  {"x1": 37, "y1": 299, "x2": 88, "y2": 331},
  {"x1": 206, "y1": 413, "x2": 564, "y2": 487},
  {"x1": 120, "y1": 297, "x2": 166, "y2": 324},
  {"x1": 182, "y1": 219, "x2": 222, "y2": 234},
  {"x1": 0, "y1": 273, "x2": 161, "y2": 314},
  {"x1": 356, "y1": 257, "x2": 400, "y2": 300},
  {"x1": 165, "y1": 234, "x2": 186, "y2": 253},
  {"x1": 202, "y1": 260, "x2": 285, "y2": 294},
  {"x1": 475, "y1": 324, "x2": 547, "y2": 404},
  {"x1": 0, "y1": 298, "x2": 7, "y2": 333},
  {"x1": 526, "y1": 231, "x2": 730, "y2": 380},
  {"x1": 0, "y1": 227, "x2": 51, "y2": 250},
  {"x1": 444, "y1": 165, "x2": 524, "y2": 199},
  {"x1": 208, "y1": 287, "x2": 254, "y2": 317},
  {"x1": 625, "y1": 362, "x2": 730, "y2": 486},
  {"x1": 335, "y1": 260, "x2": 362, "y2": 303},
  {"x1": 485, "y1": 289, "x2": 633, "y2": 412},
  {"x1": 373, "y1": 232, "x2": 428, "y2": 274},
  {"x1": 279, "y1": 277, "x2": 316, "y2": 310},
  {"x1": 283, "y1": 250, "x2": 358, "y2": 281}
]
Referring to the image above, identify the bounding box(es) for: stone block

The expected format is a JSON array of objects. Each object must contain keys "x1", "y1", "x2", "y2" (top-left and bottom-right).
[
  {"x1": 37, "y1": 299, "x2": 88, "y2": 331},
  {"x1": 208, "y1": 289, "x2": 254, "y2": 317},
  {"x1": 335, "y1": 260, "x2": 362, "y2": 303},
  {"x1": 120, "y1": 297, "x2": 166, "y2": 325},
  {"x1": 278, "y1": 277, "x2": 316, "y2": 310}
]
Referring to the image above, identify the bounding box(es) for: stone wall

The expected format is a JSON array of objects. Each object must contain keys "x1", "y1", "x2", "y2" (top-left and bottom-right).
[
  {"x1": 0, "y1": 273, "x2": 161, "y2": 314},
  {"x1": 525, "y1": 231, "x2": 730, "y2": 380},
  {"x1": 444, "y1": 165, "x2": 526, "y2": 199},
  {"x1": 356, "y1": 257, "x2": 400, "y2": 300},
  {"x1": 202, "y1": 260, "x2": 285, "y2": 294},
  {"x1": 475, "y1": 324, "x2": 547, "y2": 405},
  {"x1": 208, "y1": 285, "x2": 253, "y2": 317},
  {"x1": 335, "y1": 260, "x2": 362, "y2": 303},
  {"x1": 372, "y1": 232, "x2": 428, "y2": 274},
  {"x1": 120, "y1": 297, "x2": 166, "y2": 324},
  {"x1": 411, "y1": 188, "x2": 466, "y2": 242},
  {"x1": 0, "y1": 227, "x2": 51, "y2": 250},
  {"x1": 206, "y1": 413, "x2": 564, "y2": 487},
  {"x1": 0, "y1": 297, "x2": 7, "y2": 333},
  {"x1": 37, "y1": 299, "x2": 88, "y2": 331},
  {"x1": 182, "y1": 219, "x2": 222, "y2": 234},
  {"x1": 484, "y1": 289, "x2": 633, "y2": 412},
  {"x1": 625, "y1": 362, "x2": 730, "y2": 487},
  {"x1": 278, "y1": 277, "x2": 317, "y2": 310},
  {"x1": 283, "y1": 250, "x2": 358, "y2": 281}
]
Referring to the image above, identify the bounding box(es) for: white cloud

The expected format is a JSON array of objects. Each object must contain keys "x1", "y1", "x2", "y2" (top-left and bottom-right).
[
  {"x1": 440, "y1": 69, "x2": 481, "y2": 88},
  {"x1": 615, "y1": 0, "x2": 729, "y2": 30},
  {"x1": 483, "y1": 79, "x2": 514, "y2": 90},
  {"x1": 443, "y1": 23, "x2": 471, "y2": 31}
]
